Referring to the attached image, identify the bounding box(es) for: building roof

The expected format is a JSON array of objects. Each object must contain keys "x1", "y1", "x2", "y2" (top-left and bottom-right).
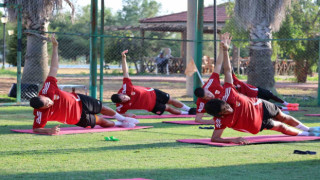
[{"x1": 139, "y1": 5, "x2": 228, "y2": 24}]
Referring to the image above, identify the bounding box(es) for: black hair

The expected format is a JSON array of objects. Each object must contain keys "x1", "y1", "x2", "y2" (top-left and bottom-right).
[
  {"x1": 194, "y1": 87, "x2": 205, "y2": 98},
  {"x1": 111, "y1": 94, "x2": 122, "y2": 103},
  {"x1": 204, "y1": 99, "x2": 225, "y2": 117},
  {"x1": 29, "y1": 97, "x2": 44, "y2": 109}
]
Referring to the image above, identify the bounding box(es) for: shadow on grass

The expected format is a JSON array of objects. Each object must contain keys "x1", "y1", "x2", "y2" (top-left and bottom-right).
[
  {"x1": 0, "y1": 160, "x2": 319, "y2": 180},
  {"x1": 1, "y1": 141, "x2": 191, "y2": 157}
]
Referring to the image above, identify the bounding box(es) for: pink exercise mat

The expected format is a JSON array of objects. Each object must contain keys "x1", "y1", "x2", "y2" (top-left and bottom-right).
[
  {"x1": 11, "y1": 125, "x2": 153, "y2": 135},
  {"x1": 162, "y1": 120, "x2": 212, "y2": 125},
  {"x1": 108, "y1": 179, "x2": 151, "y2": 180},
  {"x1": 304, "y1": 114, "x2": 320, "y2": 117},
  {"x1": 177, "y1": 135, "x2": 320, "y2": 147},
  {"x1": 101, "y1": 114, "x2": 196, "y2": 119}
]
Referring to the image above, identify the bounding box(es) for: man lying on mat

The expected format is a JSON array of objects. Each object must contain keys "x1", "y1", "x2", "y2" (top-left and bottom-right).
[
  {"x1": 111, "y1": 50, "x2": 196, "y2": 117},
  {"x1": 204, "y1": 32, "x2": 320, "y2": 144},
  {"x1": 29, "y1": 35, "x2": 139, "y2": 135}
]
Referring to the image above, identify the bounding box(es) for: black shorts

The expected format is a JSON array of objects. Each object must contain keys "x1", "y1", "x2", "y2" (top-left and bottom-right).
[
  {"x1": 151, "y1": 89, "x2": 170, "y2": 115},
  {"x1": 75, "y1": 94, "x2": 102, "y2": 128},
  {"x1": 257, "y1": 87, "x2": 274, "y2": 101},
  {"x1": 260, "y1": 99, "x2": 280, "y2": 131}
]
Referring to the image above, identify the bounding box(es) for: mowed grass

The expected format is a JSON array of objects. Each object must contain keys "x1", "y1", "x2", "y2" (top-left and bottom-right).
[{"x1": 0, "y1": 105, "x2": 320, "y2": 180}]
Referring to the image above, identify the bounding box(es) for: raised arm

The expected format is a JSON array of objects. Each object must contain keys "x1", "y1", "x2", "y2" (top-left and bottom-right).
[
  {"x1": 221, "y1": 33, "x2": 233, "y2": 84},
  {"x1": 48, "y1": 34, "x2": 59, "y2": 77},
  {"x1": 213, "y1": 34, "x2": 224, "y2": 74},
  {"x1": 121, "y1": 50, "x2": 129, "y2": 78}
]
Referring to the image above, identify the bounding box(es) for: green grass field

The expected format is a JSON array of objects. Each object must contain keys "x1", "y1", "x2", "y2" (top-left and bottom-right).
[{"x1": 0, "y1": 105, "x2": 320, "y2": 180}]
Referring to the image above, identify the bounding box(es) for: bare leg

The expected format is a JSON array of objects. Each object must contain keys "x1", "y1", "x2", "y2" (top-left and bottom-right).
[
  {"x1": 167, "y1": 98, "x2": 183, "y2": 108},
  {"x1": 100, "y1": 106, "x2": 116, "y2": 116},
  {"x1": 96, "y1": 116, "x2": 115, "y2": 128},
  {"x1": 165, "y1": 105, "x2": 181, "y2": 115},
  {"x1": 274, "y1": 111, "x2": 301, "y2": 127},
  {"x1": 269, "y1": 120, "x2": 300, "y2": 136}
]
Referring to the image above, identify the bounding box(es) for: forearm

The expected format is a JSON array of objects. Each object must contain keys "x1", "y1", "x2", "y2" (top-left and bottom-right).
[
  {"x1": 195, "y1": 113, "x2": 214, "y2": 124},
  {"x1": 211, "y1": 136, "x2": 238, "y2": 143},
  {"x1": 33, "y1": 128, "x2": 53, "y2": 135},
  {"x1": 223, "y1": 49, "x2": 232, "y2": 73},
  {"x1": 213, "y1": 44, "x2": 224, "y2": 73},
  {"x1": 122, "y1": 57, "x2": 129, "y2": 78},
  {"x1": 48, "y1": 45, "x2": 59, "y2": 77}
]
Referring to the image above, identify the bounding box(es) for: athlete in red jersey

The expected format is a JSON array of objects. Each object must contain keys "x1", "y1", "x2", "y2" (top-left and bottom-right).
[
  {"x1": 204, "y1": 33, "x2": 320, "y2": 144},
  {"x1": 111, "y1": 50, "x2": 196, "y2": 116},
  {"x1": 232, "y1": 72, "x2": 297, "y2": 110},
  {"x1": 30, "y1": 35, "x2": 138, "y2": 135},
  {"x1": 193, "y1": 33, "x2": 227, "y2": 124}
]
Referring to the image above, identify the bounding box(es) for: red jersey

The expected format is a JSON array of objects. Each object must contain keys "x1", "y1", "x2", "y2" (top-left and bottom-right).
[
  {"x1": 116, "y1": 78, "x2": 156, "y2": 114},
  {"x1": 232, "y1": 73, "x2": 258, "y2": 98},
  {"x1": 196, "y1": 73, "x2": 224, "y2": 113},
  {"x1": 213, "y1": 83, "x2": 264, "y2": 134},
  {"x1": 33, "y1": 76, "x2": 82, "y2": 129}
]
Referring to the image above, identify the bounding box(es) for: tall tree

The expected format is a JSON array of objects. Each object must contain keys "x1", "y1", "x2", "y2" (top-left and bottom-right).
[
  {"x1": 234, "y1": 0, "x2": 291, "y2": 89},
  {"x1": 276, "y1": 0, "x2": 320, "y2": 82},
  {"x1": 5, "y1": 0, "x2": 74, "y2": 85}
]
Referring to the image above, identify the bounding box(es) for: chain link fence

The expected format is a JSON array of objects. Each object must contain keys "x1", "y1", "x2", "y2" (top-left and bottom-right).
[{"x1": 0, "y1": 0, "x2": 319, "y2": 106}]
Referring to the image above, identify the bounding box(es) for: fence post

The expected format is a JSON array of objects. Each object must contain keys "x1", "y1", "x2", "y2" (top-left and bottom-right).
[
  {"x1": 16, "y1": 5, "x2": 22, "y2": 103},
  {"x1": 193, "y1": 0, "x2": 204, "y2": 102},
  {"x1": 318, "y1": 39, "x2": 320, "y2": 106},
  {"x1": 99, "y1": 0, "x2": 104, "y2": 102},
  {"x1": 90, "y1": 0, "x2": 98, "y2": 98}
]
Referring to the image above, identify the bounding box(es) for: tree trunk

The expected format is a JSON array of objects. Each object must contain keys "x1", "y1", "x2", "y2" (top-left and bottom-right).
[
  {"x1": 232, "y1": 45, "x2": 240, "y2": 73},
  {"x1": 21, "y1": 34, "x2": 49, "y2": 85},
  {"x1": 247, "y1": 20, "x2": 275, "y2": 89},
  {"x1": 294, "y1": 60, "x2": 308, "y2": 83}
]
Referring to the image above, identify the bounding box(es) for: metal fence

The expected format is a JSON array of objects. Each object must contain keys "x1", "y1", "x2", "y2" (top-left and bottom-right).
[{"x1": 0, "y1": 0, "x2": 319, "y2": 106}]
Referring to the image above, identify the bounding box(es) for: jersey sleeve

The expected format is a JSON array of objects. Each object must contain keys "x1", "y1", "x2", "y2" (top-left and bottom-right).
[
  {"x1": 203, "y1": 72, "x2": 221, "y2": 90},
  {"x1": 32, "y1": 110, "x2": 48, "y2": 129},
  {"x1": 196, "y1": 98, "x2": 207, "y2": 113},
  {"x1": 222, "y1": 83, "x2": 238, "y2": 105},
  {"x1": 121, "y1": 78, "x2": 133, "y2": 95},
  {"x1": 39, "y1": 76, "x2": 58, "y2": 100},
  {"x1": 116, "y1": 103, "x2": 128, "y2": 114},
  {"x1": 213, "y1": 117, "x2": 226, "y2": 130}
]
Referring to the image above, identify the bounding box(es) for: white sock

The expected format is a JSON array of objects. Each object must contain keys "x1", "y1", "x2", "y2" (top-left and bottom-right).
[
  {"x1": 180, "y1": 111, "x2": 188, "y2": 115},
  {"x1": 295, "y1": 124, "x2": 310, "y2": 132},
  {"x1": 297, "y1": 131, "x2": 309, "y2": 136},
  {"x1": 283, "y1": 102, "x2": 289, "y2": 106},
  {"x1": 113, "y1": 113, "x2": 125, "y2": 121},
  {"x1": 114, "y1": 121, "x2": 123, "y2": 127},
  {"x1": 180, "y1": 104, "x2": 191, "y2": 111},
  {"x1": 281, "y1": 106, "x2": 288, "y2": 110}
]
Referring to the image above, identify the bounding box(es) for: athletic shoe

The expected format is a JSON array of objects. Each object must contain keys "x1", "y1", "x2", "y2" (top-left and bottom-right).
[
  {"x1": 287, "y1": 106, "x2": 299, "y2": 111},
  {"x1": 124, "y1": 117, "x2": 140, "y2": 124},
  {"x1": 308, "y1": 132, "x2": 320, "y2": 137},
  {"x1": 121, "y1": 122, "x2": 136, "y2": 128},
  {"x1": 309, "y1": 126, "x2": 320, "y2": 133},
  {"x1": 286, "y1": 103, "x2": 299, "y2": 107},
  {"x1": 188, "y1": 108, "x2": 197, "y2": 115}
]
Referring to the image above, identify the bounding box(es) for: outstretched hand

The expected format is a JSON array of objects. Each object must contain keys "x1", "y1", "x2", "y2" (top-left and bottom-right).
[
  {"x1": 121, "y1": 50, "x2": 128, "y2": 58},
  {"x1": 51, "y1": 34, "x2": 58, "y2": 47},
  {"x1": 221, "y1": 32, "x2": 232, "y2": 50},
  {"x1": 49, "y1": 125, "x2": 60, "y2": 135}
]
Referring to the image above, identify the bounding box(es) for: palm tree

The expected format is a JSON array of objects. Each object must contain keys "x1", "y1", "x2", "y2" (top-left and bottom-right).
[
  {"x1": 234, "y1": 0, "x2": 291, "y2": 89},
  {"x1": 5, "y1": 0, "x2": 74, "y2": 85}
]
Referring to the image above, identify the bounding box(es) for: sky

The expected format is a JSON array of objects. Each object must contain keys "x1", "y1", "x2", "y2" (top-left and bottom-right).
[{"x1": 75, "y1": 0, "x2": 229, "y2": 15}]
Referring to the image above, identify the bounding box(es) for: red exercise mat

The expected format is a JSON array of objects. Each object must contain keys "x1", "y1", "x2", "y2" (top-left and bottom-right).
[
  {"x1": 177, "y1": 135, "x2": 320, "y2": 147},
  {"x1": 304, "y1": 114, "x2": 320, "y2": 117},
  {"x1": 11, "y1": 125, "x2": 153, "y2": 135},
  {"x1": 162, "y1": 120, "x2": 212, "y2": 125},
  {"x1": 101, "y1": 114, "x2": 196, "y2": 119}
]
